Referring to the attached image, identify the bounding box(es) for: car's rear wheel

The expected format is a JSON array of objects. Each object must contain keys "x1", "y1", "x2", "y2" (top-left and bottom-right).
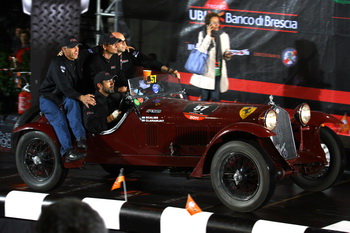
[
  {"x1": 292, "y1": 126, "x2": 345, "y2": 191},
  {"x1": 16, "y1": 131, "x2": 68, "y2": 191},
  {"x1": 11, "y1": 105, "x2": 41, "y2": 153},
  {"x1": 211, "y1": 141, "x2": 276, "y2": 212}
]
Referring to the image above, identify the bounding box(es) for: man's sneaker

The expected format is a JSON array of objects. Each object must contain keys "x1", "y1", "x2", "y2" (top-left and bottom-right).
[
  {"x1": 64, "y1": 149, "x2": 86, "y2": 163},
  {"x1": 76, "y1": 137, "x2": 88, "y2": 150}
]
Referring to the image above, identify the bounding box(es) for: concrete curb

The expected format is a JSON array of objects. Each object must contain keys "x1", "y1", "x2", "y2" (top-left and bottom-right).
[{"x1": 1, "y1": 190, "x2": 348, "y2": 233}]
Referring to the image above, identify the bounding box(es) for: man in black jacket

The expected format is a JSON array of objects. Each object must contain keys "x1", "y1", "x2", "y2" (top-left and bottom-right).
[
  {"x1": 83, "y1": 33, "x2": 120, "y2": 94},
  {"x1": 39, "y1": 35, "x2": 96, "y2": 162},
  {"x1": 84, "y1": 32, "x2": 180, "y2": 95},
  {"x1": 83, "y1": 72, "x2": 121, "y2": 134}
]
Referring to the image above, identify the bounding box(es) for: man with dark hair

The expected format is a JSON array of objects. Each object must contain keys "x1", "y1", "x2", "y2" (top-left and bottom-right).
[
  {"x1": 35, "y1": 198, "x2": 107, "y2": 233},
  {"x1": 40, "y1": 35, "x2": 96, "y2": 162},
  {"x1": 84, "y1": 32, "x2": 180, "y2": 95},
  {"x1": 83, "y1": 33, "x2": 120, "y2": 94},
  {"x1": 83, "y1": 71, "x2": 122, "y2": 134},
  {"x1": 111, "y1": 31, "x2": 180, "y2": 92}
]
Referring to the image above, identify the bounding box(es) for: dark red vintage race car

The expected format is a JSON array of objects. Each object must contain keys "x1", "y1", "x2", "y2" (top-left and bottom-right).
[{"x1": 11, "y1": 74, "x2": 345, "y2": 212}]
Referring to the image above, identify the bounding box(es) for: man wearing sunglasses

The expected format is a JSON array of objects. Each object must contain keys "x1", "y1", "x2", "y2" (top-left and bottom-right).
[
  {"x1": 83, "y1": 33, "x2": 123, "y2": 94},
  {"x1": 84, "y1": 32, "x2": 180, "y2": 96},
  {"x1": 111, "y1": 32, "x2": 180, "y2": 94}
]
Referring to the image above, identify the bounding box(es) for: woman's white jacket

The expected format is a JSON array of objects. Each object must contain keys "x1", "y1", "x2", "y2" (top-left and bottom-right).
[{"x1": 190, "y1": 31, "x2": 230, "y2": 92}]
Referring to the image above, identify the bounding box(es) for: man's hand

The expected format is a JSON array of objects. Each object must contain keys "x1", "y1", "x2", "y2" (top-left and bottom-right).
[
  {"x1": 167, "y1": 68, "x2": 181, "y2": 79},
  {"x1": 111, "y1": 109, "x2": 121, "y2": 119},
  {"x1": 126, "y1": 46, "x2": 135, "y2": 52},
  {"x1": 161, "y1": 66, "x2": 181, "y2": 79},
  {"x1": 107, "y1": 109, "x2": 121, "y2": 122},
  {"x1": 79, "y1": 94, "x2": 96, "y2": 108},
  {"x1": 171, "y1": 70, "x2": 181, "y2": 79}
]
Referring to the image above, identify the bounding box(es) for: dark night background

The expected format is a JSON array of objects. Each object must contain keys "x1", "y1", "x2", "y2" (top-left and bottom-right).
[
  {"x1": 0, "y1": 1, "x2": 30, "y2": 54},
  {"x1": 0, "y1": 0, "x2": 103, "y2": 51}
]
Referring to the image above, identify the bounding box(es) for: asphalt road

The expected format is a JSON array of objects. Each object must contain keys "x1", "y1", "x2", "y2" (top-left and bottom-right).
[{"x1": 1, "y1": 151, "x2": 350, "y2": 230}]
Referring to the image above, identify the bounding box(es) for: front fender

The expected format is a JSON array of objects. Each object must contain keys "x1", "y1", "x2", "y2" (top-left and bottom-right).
[
  {"x1": 190, "y1": 122, "x2": 275, "y2": 178},
  {"x1": 308, "y1": 111, "x2": 342, "y2": 126},
  {"x1": 12, "y1": 122, "x2": 59, "y2": 150},
  {"x1": 212, "y1": 122, "x2": 276, "y2": 141}
]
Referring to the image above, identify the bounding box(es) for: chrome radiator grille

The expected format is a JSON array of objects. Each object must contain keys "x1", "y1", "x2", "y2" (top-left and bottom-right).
[{"x1": 270, "y1": 105, "x2": 298, "y2": 160}]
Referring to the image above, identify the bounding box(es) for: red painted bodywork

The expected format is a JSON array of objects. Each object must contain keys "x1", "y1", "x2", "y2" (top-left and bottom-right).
[{"x1": 12, "y1": 77, "x2": 342, "y2": 179}]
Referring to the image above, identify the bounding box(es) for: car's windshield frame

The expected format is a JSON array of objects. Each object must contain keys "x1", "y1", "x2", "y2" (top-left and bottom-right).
[{"x1": 127, "y1": 74, "x2": 185, "y2": 108}]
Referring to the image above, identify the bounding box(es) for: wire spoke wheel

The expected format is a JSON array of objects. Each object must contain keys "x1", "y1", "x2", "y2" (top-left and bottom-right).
[
  {"x1": 24, "y1": 138, "x2": 56, "y2": 181},
  {"x1": 211, "y1": 141, "x2": 275, "y2": 212},
  {"x1": 16, "y1": 131, "x2": 68, "y2": 191},
  {"x1": 221, "y1": 153, "x2": 260, "y2": 201},
  {"x1": 292, "y1": 127, "x2": 345, "y2": 191}
]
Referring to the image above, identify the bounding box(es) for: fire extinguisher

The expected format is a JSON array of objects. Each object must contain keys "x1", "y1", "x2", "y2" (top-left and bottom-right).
[{"x1": 18, "y1": 83, "x2": 32, "y2": 114}]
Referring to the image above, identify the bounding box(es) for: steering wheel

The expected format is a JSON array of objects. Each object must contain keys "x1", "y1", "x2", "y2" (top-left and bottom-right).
[{"x1": 118, "y1": 92, "x2": 133, "y2": 112}]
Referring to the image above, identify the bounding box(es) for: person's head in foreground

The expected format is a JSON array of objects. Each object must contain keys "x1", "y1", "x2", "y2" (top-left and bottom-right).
[{"x1": 36, "y1": 198, "x2": 107, "y2": 233}]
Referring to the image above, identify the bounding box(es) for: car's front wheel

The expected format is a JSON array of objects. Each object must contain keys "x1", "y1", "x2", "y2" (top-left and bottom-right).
[
  {"x1": 16, "y1": 131, "x2": 68, "y2": 192},
  {"x1": 211, "y1": 141, "x2": 276, "y2": 212},
  {"x1": 292, "y1": 126, "x2": 345, "y2": 191}
]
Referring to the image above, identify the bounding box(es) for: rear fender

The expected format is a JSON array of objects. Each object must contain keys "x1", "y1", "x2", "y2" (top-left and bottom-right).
[
  {"x1": 190, "y1": 122, "x2": 275, "y2": 177},
  {"x1": 12, "y1": 122, "x2": 59, "y2": 148}
]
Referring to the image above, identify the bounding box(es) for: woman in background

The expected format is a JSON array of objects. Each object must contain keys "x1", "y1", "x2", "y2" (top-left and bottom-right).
[{"x1": 190, "y1": 12, "x2": 232, "y2": 102}]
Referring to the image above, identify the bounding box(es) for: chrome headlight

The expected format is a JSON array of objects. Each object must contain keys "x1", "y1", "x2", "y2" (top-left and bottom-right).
[
  {"x1": 295, "y1": 103, "x2": 311, "y2": 126},
  {"x1": 262, "y1": 109, "x2": 277, "y2": 131}
]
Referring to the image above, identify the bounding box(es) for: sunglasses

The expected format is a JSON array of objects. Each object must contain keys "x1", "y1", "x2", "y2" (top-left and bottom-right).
[{"x1": 115, "y1": 38, "x2": 126, "y2": 43}]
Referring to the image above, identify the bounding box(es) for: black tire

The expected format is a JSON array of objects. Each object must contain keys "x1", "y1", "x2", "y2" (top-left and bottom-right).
[
  {"x1": 211, "y1": 141, "x2": 276, "y2": 212},
  {"x1": 16, "y1": 131, "x2": 68, "y2": 192},
  {"x1": 292, "y1": 127, "x2": 345, "y2": 191},
  {"x1": 11, "y1": 105, "x2": 41, "y2": 153}
]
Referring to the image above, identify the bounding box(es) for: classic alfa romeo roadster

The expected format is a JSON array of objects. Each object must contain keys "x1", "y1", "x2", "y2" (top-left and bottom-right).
[{"x1": 11, "y1": 74, "x2": 345, "y2": 212}]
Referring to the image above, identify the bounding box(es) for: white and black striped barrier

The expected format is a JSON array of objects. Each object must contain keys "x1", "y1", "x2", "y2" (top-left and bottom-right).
[{"x1": 0, "y1": 191, "x2": 348, "y2": 233}]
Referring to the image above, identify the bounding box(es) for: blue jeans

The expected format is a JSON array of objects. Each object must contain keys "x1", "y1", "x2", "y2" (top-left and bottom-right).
[
  {"x1": 39, "y1": 97, "x2": 86, "y2": 156},
  {"x1": 201, "y1": 76, "x2": 221, "y2": 102}
]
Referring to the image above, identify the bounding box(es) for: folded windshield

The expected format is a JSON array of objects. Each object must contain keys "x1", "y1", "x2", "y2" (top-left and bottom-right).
[{"x1": 128, "y1": 74, "x2": 184, "y2": 106}]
